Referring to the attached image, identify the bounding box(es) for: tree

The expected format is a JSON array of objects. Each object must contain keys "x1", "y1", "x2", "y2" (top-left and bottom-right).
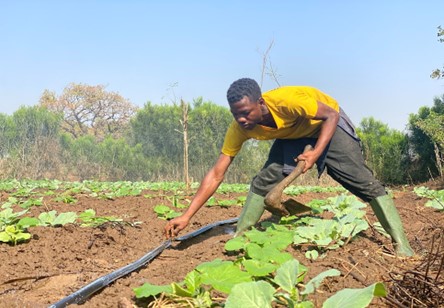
[
  {"x1": 130, "y1": 102, "x2": 183, "y2": 179},
  {"x1": 39, "y1": 83, "x2": 138, "y2": 139},
  {"x1": 0, "y1": 113, "x2": 14, "y2": 158},
  {"x1": 58, "y1": 133, "x2": 148, "y2": 181},
  {"x1": 415, "y1": 113, "x2": 444, "y2": 178},
  {"x1": 0, "y1": 106, "x2": 62, "y2": 179},
  {"x1": 357, "y1": 117, "x2": 409, "y2": 184},
  {"x1": 177, "y1": 99, "x2": 190, "y2": 190},
  {"x1": 408, "y1": 95, "x2": 444, "y2": 181},
  {"x1": 431, "y1": 26, "x2": 444, "y2": 79},
  {"x1": 410, "y1": 95, "x2": 444, "y2": 179},
  {"x1": 188, "y1": 98, "x2": 233, "y2": 180}
]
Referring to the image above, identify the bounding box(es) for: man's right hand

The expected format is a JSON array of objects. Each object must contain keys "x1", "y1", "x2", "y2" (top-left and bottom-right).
[{"x1": 164, "y1": 215, "x2": 190, "y2": 239}]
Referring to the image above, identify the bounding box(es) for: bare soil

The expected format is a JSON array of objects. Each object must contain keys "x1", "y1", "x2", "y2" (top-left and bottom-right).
[{"x1": 0, "y1": 186, "x2": 443, "y2": 307}]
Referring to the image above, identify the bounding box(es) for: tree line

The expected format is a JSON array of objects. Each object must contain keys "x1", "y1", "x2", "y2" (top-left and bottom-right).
[{"x1": 0, "y1": 82, "x2": 442, "y2": 185}]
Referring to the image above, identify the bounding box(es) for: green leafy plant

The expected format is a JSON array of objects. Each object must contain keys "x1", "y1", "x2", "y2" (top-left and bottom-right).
[
  {"x1": 284, "y1": 185, "x2": 346, "y2": 196},
  {"x1": 134, "y1": 258, "x2": 341, "y2": 307},
  {"x1": 206, "y1": 196, "x2": 244, "y2": 207},
  {"x1": 414, "y1": 186, "x2": 444, "y2": 211},
  {"x1": 37, "y1": 211, "x2": 78, "y2": 226},
  {"x1": 288, "y1": 195, "x2": 369, "y2": 255},
  {"x1": 53, "y1": 194, "x2": 78, "y2": 204},
  {"x1": 153, "y1": 205, "x2": 181, "y2": 220},
  {"x1": 1, "y1": 197, "x2": 19, "y2": 209},
  {"x1": 322, "y1": 282, "x2": 386, "y2": 307},
  {"x1": 0, "y1": 208, "x2": 29, "y2": 227},
  {"x1": 0, "y1": 225, "x2": 31, "y2": 245},
  {"x1": 167, "y1": 195, "x2": 189, "y2": 209},
  {"x1": 77, "y1": 209, "x2": 124, "y2": 227},
  {"x1": 19, "y1": 197, "x2": 43, "y2": 209},
  {"x1": 0, "y1": 208, "x2": 34, "y2": 245}
]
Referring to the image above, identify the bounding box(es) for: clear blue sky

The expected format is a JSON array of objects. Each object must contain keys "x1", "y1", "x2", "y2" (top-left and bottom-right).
[{"x1": 1, "y1": 0, "x2": 443, "y2": 131}]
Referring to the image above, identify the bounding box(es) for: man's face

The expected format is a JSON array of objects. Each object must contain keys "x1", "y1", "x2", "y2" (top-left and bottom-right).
[{"x1": 230, "y1": 96, "x2": 263, "y2": 130}]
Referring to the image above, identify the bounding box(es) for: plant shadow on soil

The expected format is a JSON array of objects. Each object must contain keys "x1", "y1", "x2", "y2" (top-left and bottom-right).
[{"x1": 0, "y1": 187, "x2": 443, "y2": 307}]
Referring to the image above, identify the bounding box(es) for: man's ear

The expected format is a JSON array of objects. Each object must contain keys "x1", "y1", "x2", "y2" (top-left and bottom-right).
[{"x1": 258, "y1": 97, "x2": 267, "y2": 113}]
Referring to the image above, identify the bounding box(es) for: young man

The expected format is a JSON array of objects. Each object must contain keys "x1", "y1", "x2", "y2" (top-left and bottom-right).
[{"x1": 164, "y1": 78, "x2": 414, "y2": 257}]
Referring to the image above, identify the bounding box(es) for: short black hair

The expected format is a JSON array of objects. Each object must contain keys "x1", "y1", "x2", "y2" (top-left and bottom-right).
[{"x1": 226, "y1": 78, "x2": 261, "y2": 104}]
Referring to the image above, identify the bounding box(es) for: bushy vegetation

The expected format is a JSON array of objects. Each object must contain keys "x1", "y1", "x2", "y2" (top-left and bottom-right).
[{"x1": 0, "y1": 82, "x2": 443, "y2": 184}]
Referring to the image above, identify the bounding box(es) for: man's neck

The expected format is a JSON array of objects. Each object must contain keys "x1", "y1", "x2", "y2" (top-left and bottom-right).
[{"x1": 259, "y1": 112, "x2": 277, "y2": 128}]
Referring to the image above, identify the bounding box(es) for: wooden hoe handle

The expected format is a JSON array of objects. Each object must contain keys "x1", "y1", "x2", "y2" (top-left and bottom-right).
[{"x1": 264, "y1": 144, "x2": 313, "y2": 211}]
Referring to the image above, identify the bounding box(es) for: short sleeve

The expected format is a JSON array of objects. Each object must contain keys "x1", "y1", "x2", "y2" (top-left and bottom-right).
[{"x1": 221, "y1": 121, "x2": 249, "y2": 157}]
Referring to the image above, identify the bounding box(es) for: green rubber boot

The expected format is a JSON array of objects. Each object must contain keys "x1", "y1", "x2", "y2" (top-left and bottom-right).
[
  {"x1": 234, "y1": 191, "x2": 266, "y2": 237},
  {"x1": 369, "y1": 195, "x2": 414, "y2": 257}
]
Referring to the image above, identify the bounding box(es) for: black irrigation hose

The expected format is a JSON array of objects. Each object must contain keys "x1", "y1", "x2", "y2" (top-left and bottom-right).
[
  {"x1": 175, "y1": 217, "x2": 238, "y2": 241},
  {"x1": 49, "y1": 217, "x2": 238, "y2": 308}
]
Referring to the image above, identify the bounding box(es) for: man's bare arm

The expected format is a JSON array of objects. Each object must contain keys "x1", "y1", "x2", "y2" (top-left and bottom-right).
[
  {"x1": 298, "y1": 101, "x2": 339, "y2": 172},
  {"x1": 164, "y1": 153, "x2": 234, "y2": 238}
]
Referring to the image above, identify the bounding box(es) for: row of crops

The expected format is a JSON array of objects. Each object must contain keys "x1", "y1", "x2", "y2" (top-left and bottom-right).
[{"x1": 1, "y1": 179, "x2": 443, "y2": 307}]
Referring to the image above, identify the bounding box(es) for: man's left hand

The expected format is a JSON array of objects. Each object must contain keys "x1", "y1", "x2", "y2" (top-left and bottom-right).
[{"x1": 296, "y1": 150, "x2": 318, "y2": 173}]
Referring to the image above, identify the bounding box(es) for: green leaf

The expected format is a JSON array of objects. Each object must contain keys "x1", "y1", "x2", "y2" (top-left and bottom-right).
[
  {"x1": 224, "y1": 236, "x2": 246, "y2": 251},
  {"x1": 19, "y1": 197, "x2": 43, "y2": 209},
  {"x1": 246, "y1": 243, "x2": 291, "y2": 264},
  {"x1": 293, "y1": 234, "x2": 307, "y2": 245},
  {"x1": 266, "y1": 236, "x2": 294, "y2": 251},
  {"x1": 12, "y1": 231, "x2": 31, "y2": 242},
  {"x1": 225, "y1": 281, "x2": 275, "y2": 308},
  {"x1": 153, "y1": 205, "x2": 180, "y2": 220},
  {"x1": 171, "y1": 282, "x2": 193, "y2": 297},
  {"x1": 52, "y1": 212, "x2": 77, "y2": 225},
  {"x1": 196, "y1": 259, "x2": 252, "y2": 293},
  {"x1": 425, "y1": 199, "x2": 444, "y2": 211},
  {"x1": 78, "y1": 209, "x2": 96, "y2": 220},
  {"x1": 0, "y1": 225, "x2": 31, "y2": 244},
  {"x1": 0, "y1": 208, "x2": 28, "y2": 226},
  {"x1": 0, "y1": 231, "x2": 11, "y2": 242},
  {"x1": 245, "y1": 228, "x2": 271, "y2": 245},
  {"x1": 297, "y1": 301, "x2": 315, "y2": 308},
  {"x1": 271, "y1": 251, "x2": 294, "y2": 265},
  {"x1": 133, "y1": 282, "x2": 172, "y2": 298},
  {"x1": 38, "y1": 211, "x2": 77, "y2": 226},
  {"x1": 1, "y1": 197, "x2": 19, "y2": 209},
  {"x1": 17, "y1": 217, "x2": 40, "y2": 228},
  {"x1": 301, "y1": 269, "x2": 341, "y2": 295},
  {"x1": 305, "y1": 250, "x2": 319, "y2": 260},
  {"x1": 183, "y1": 270, "x2": 201, "y2": 295},
  {"x1": 154, "y1": 205, "x2": 172, "y2": 214},
  {"x1": 242, "y1": 259, "x2": 277, "y2": 277},
  {"x1": 165, "y1": 211, "x2": 181, "y2": 219},
  {"x1": 273, "y1": 259, "x2": 307, "y2": 293},
  {"x1": 372, "y1": 222, "x2": 390, "y2": 238},
  {"x1": 322, "y1": 282, "x2": 386, "y2": 308},
  {"x1": 38, "y1": 211, "x2": 57, "y2": 226}
]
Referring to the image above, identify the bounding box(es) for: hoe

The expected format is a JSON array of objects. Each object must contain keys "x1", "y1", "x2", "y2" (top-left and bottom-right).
[{"x1": 264, "y1": 144, "x2": 313, "y2": 216}]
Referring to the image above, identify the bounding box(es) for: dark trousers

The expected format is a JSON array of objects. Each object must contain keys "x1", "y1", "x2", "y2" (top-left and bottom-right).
[{"x1": 250, "y1": 127, "x2": 386, "y2": 202}]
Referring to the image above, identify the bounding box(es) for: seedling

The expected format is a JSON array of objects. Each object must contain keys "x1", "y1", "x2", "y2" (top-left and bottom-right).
[
  {"x1": 53, "y1": 195, "x2": 78, "y2": 204},
  {"x1": 19, "y1": 197, "x2": 43, "y2": 209},
  {"x1": 153, "y1": 205, "x2": 181, "y2": 220},
  {"x1": 0, "y1": 225, "x2": 31, "y2": 245},
  {"x1": 414, "y1": 186, "x2": 444, "y2": 211},
  {"x1": 38, "y1": 211, "x2": 77, "y2": 226},
  {"x1": 78, "y1": 209, "x2": 125, "y2": 227}
]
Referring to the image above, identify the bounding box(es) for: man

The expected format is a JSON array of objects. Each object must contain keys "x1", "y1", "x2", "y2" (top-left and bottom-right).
[{"x1": 164, "y1": 78, "x2": 414, "y2": 257}]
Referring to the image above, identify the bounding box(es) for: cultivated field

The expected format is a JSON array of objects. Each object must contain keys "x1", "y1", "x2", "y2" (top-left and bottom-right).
[{"x1": 0, "y1": 180, "x2": 443, "y2": 307}]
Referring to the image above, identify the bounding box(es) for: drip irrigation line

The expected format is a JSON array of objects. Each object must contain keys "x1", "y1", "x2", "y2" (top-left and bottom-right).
[
  {"x1": 49, "y1": 217, "x2": 238, "y2": 308},
  {"x1": 175, "y1": 217, "x2": 238, "y2": 241}
]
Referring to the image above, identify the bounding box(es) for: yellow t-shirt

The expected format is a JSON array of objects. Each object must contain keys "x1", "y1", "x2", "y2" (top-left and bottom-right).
[{"x1": 221, "y1": 86, "x2": 339, "y2": 157}]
